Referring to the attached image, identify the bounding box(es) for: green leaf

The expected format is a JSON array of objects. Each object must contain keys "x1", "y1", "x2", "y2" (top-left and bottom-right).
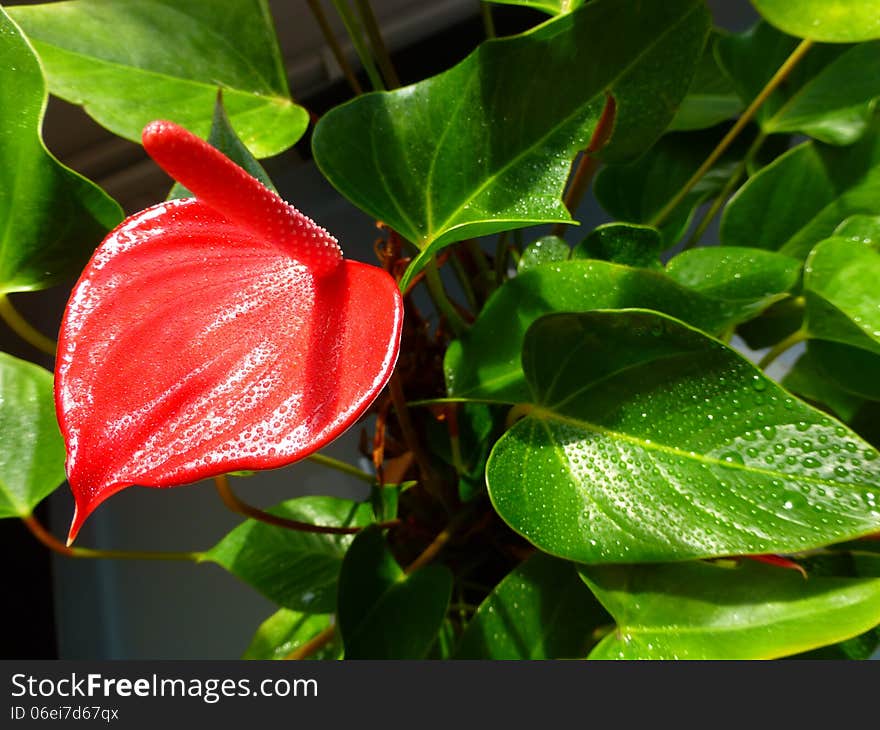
[
  {"x1": 736, "y1": 296, "x2": 805, "y2": 350},
  {"x1": 0, "y1": 352, "x2": 67, "y2": 519},
  {"x1": 0, "y1": 8, "x2": 122, "y2": 294},
  {"x1": 337, "y1": 526, "x2": 452, "y2": 659},
  {"x1": 783, "y1": 346, "x2": 867, "y2": 421},
  {"x1": 9, "y1": 0, "x2": 306, "y2": 158},
  {"x1": 444, "y1": 259, "x2": 795, "y2": 401},
  {"x1": 835, "y1": 214, "x2": 880, "y2": 243},
  {"x1": 717, "y1": 22, "x2": 880, "y2": 145},
  {"x1": 571, "y1": 223, "x2": 663, "y2": 270},
  {"x1": 720, "y1": 128, "x2": 880, "y2": 259},
  {"x1": 313, "y1": 0, "x2": 710, "y2": 290},
  {"x1": 483, "y1": 0, "x2": 585, "y2": 16},
  {"x1": 168, "y1": 92, "x2": 275, "y2": 200},
  {"x1": 517, "y1": 236, "x2": 570, "y2": 273},
  {"x1": 804, "y1": 236, "x2": 880, "y2": 353},
  {"x1": 665, "y1": 247, "x2": 800, "y2": 313},
  {"x1": 581, "y1": 557, "x2": 880, "y2": 659},
  {"x1": 800, "y1": 340, "x2": 880, "y2": 403},
  {"x1": 456, "y1": 552, "x2": 610, "y2": 659},
  {"x1": 668, "y1": 33, "x2": 743, "y2": 132},
  {"x1": 486, "y1": 310, "x2": 880, "y2": 564},
  {"x1": 243, "y1": 610, "x2": 338, "y2": 660},
  {"x1": 205, "y1": 496, "x2": 372, "y2": 613},
  {"x1": 750, "y1": 0, "x2": 880, "y2": 43}
]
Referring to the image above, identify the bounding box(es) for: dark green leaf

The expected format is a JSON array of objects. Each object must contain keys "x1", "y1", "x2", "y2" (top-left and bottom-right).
[
  {"x1": 456, "y1": 552, "x2": 610, "y2": 659},
  {"x1": 518, "y1": 236, "x2": 570, "y2": 273},
  {"x1": 717, "y1": 22, "x2": 880, "y2": 145},
  {"x1": 487, "y1": 310, "x2": 880, "y2": 563},
  {"x1": 750, "y1": 0, "x2": 880, "y2": 43},
  {"x1": 0, "y1": 352, "x2": 67, "y2": 519},
  {"x1": 0, "y1": 8, "x2": 121, "y2": 294},
  {"x1": 242, "y1": 610, "x2": 338, "y2": 660},
  {"x1": 205, "y1": 496, "x2": 372, "y2": 613},
  {"x1": 800, "y1": 340, "x2": 880, "y2": 402},
  {"x1": 783, "y1": 345, "x2": 867, "y2": 421},
  {"x1": 9, "y1": 0, "x2": 306, "y2": 158},
  {"x1": 444, "y1": 259, "x2": 795, "y2": 401},
  {"x1": 721, "y1": 128, "x2": 880, "y2": 259},
  {"x1": 736, "y1": 296, "x2": 805, "y2": 350},
  {"x1": 571, "y1": 223, "x2": 663, "y2": 269},
  {"x1": 313, "y1": 0, "x2": 710, "y2": 290},
  {"x1": 581, "y1": 557, "x2": 880, "y2": 659},
  {"x1": 337, "y1": 526, "x2": 452, "y2": 659}
]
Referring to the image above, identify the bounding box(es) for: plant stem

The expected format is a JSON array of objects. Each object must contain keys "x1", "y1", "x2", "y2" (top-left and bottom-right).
[
  {"x1": 287, "y1": 623, "x2": 337, "y2": 660},
  {"x1": 494, "y1": 231, "x2": 509, "y2": 285},
  {"x1": 23, "y1": 514, "x2": 202, "y2": 561},
  {"x1": 0, "y1": 295, "x2": 57, "y2": 356},
  {"x1": 329, "y1": 0, "x2": 385, "y2": 91},
  {"x1": 307, "y1": 453, "x2": 376, "y2": 484},
  {"x1": 213, "y1": 475, "x2": 399, "y2": 534},
  {"x1": 424, "y1": 259, "x2": 467, "y2": 336},
  {"x1": 354, "y1": 0, "x2": 400, "y2": 89},
  {"x1": 306, "y1": 0, "x2": 363, "y2": 95},
  {"x1": 464, "y1": 239, "x2": 494, "y2": 299},
  {"x1": 481, "y1": 2, "x2": 496, "y2": 38},
  {"x1": 407, "y1": 396, "x2": 517, "y2": 408},
  {"x1": 651, "y1": 39, "x2": 813, "y2": 228},
  {"x1": 449, "y1": 251, "x2": 478, "y2": 311},
  {"x1": 758, "y1": 327, "x2": 808, "y2": 370}
]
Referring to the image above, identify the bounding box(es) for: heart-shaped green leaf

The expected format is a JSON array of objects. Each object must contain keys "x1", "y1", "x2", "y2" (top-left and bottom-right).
[
  {"x1": 9, "y1": 0, "x2": 305, "y2": 158},
  {"x1": 445, "y1": 259, "x2": 796, "y2": 401},
  {"x1": 456, "y1": 552, "x2": 610, "y2": 659},
  {"x1": 243, "y1": 609, "x2": 338, "y2": 660},
  {"x1": 484, "y1": 0, "x2": 585, "y2": 15},
  {"x1": 0, "y1": 7, "x2": 121, "y2": 294},
  {"x1": 581, "y1": 556, "x2": 880, "y2": 659},
  {"x1": 206, "y1": 496, "x2": 373, "y2": 613},
  {"x1": 717, "y1": 22, "x2": 880, "y2": 145},
  {"x1": 750, "y1": 0, "x2": 880, "y2": 43},
  {"x1": 337, "y1": 526, "x2": 452, "y2": 659},
  {"x1": 0, "y1": 352, "x2": 66, "y2": 519},
  {"x1": 571, "y1": 223, "x2": 664, "y2": 270},
  {"x1": 721, "y1": 128, "x2": 880, "y2": 259},
  {"x1": 487, "y1": 310, "x2": 880, "y2": 564},
  {"x1": 313, "y1": 0, "x2": 709, "y2": 290}
]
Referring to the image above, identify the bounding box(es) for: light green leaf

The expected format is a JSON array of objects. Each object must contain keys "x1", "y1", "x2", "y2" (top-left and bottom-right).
[
  {"x1": 444, "y1": 259, "x2": 796, "y2": 401},
  {"x1": 750, "y1": 0, "x2": 880, "y2": 43},
  {"x1": 0, "y1": 352, "x2": 67, "y2": 519},
  {"x1": 243, "y1": 610, "x2": 338, "y2": 660},
  {"x1": 9, "y1": 0, "x2": 306, "y2": 158},
  {"x1": 581, "y1": 557, "x2": 880, "y2": 659},
  {"x1": 313, "y1": 0, "x2": 710, "y2": 290},
  {"x1": 456, "y1": 552, "x2": 610, "y2": 659},
  {"x1": 486, "y1": 310, "x2": 880, "y2": 564},
  {"x1": 0, "y1": 7, "x2": 122, "y2": 294},
  {"x1": 205, "y1": 496, "x2": 372, "y2": 613},
  {"x1": 571, "y1": 223, "x2": 663, "y2": 270},
  {"x1": 483, "y1": 0, "x2": 585, "y2": 16},
  {"x1": 517, "y1": 236, "x2": 570, "y2": 274},
  {"x1": 337, "y1": 526, "x2": 452, "y2": 659},
  {"x1": 721, "y1": 129, "x2": 880, "y2": 259},
  {"x1": 717, "y1": 22, "x2": 880, "y2": 145},
  {"x1": 835, "y1": 214, "x2": 880, "y2": 243}
]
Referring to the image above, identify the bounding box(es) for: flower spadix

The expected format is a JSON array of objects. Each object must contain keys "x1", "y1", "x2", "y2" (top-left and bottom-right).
[{"x1": 56, "y1": 121, "x2": 403, "y2": 544}]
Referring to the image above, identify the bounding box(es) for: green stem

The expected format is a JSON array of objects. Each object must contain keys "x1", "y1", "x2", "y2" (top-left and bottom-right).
[
  {"x1": 408, "y1": 396, "x2": 518, "y2": 408},
  {"x1": 464, "y1": 239, "x2": 494, "y2": 298},
  {"x1": 354, "y1": 0, "x2": 400, "y2": 88},
  {"x1": 424, "y1": 259, "x2": 467, "y2": 336},
  {"x1": 449, "y1": 252, "x2": 478, "y2": 311},
  {"x1": 481, "y1": 2, "x2": 496, "y2": 39},
  {"x1": 758, "y1": 327, "x2": 808, "y2": 370},
  {"x1": 0, "y1": 295, "x2": 57, "y2": 356},
  {"x1": 650, "y1": 39, "x2": 813, "y2": 228},
  {"x1": 307, "y1": 453, "x2": 376, "y2": 484},
  {"x1": 330, "y1": 0, "x2": 385, "y2": 91},
  {"x1": 306, "y1": 0, "x2": 363, "y2": 94},
  {"x1": 23, "y1": 515, "x2": 202, "y2": 561},
  {"x1": 494, "y1": 231, "x2": 510, "y2": 286}
]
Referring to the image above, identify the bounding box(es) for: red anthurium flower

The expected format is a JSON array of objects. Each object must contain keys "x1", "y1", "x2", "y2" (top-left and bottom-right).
[{"x1": 56, "y1": 121, "x2": 404, "y2": 544}]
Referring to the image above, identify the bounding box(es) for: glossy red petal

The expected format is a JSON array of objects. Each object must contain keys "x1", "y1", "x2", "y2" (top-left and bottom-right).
[{"x1": 57, "y1": 198, "x2": 402, "y2": 543}]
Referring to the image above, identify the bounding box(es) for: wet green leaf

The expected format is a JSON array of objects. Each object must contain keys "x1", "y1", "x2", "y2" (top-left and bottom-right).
[
  {"x1": 0, "y1": 353, "x2": 67, "y2": 519},
  {"x1": 313, "y1": 0, "x2": 710, "y2": 290},
  {"x1": 9, "y1": 0, "x2": 305, "y2": 158},
  {"x1": 517, "y1": 236, "x2": 570, "y2": 273},
  {"x1": 751, "y1": 0, "x2": 880, "y2": 43},
  {"x1": 456, "y1": 552, "x2": 610, "y2": 658},
  {"x1": 581, "y1": 557, "x2": 880, "y2": 659},
  {"x1": 337, "y1": 526, "x2": 452, "y2": 659},
  {"x1": 206, "y1": 496, "x2": 372, "y2": 613},
  {"x1": 0, "y1": 7, "x2": 121, "y2": 294},
  {"x1": 445, "y1": 259, "x2": 796, "y2": 401},
  {"x1": 243, "y1": 610, "x2": 338, "y2": 660},
  {"x1": 571, "y1": 223, "x2": 663, "y2": 270},
  {"x1": 487, "y1": 310, "x2": 880, "y2": 563},
  {"x1": 834, "y1": 214, "x2": 880, "y2": 244},
  {"x1": 721, "y1": 128, "x2": 880, "y2": 259}
]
